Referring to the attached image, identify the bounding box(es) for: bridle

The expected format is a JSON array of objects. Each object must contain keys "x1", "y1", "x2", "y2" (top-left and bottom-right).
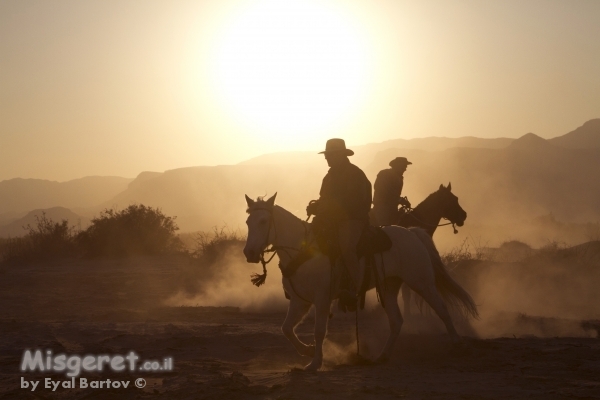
[
  {"x1": 401, "y1": 206, "x2": 459, "y2": 234},
  {"x1": 248, "y1": 205, "x2": 312, "y2": 286}
]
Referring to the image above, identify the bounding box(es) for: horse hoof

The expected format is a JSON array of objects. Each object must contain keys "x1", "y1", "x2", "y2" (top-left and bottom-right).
[{"x1": 304, "y1": 360, "x2": 322, "y2": 371}]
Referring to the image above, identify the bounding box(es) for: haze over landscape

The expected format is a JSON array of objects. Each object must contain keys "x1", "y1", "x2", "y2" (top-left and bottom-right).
[
  {"x1": 2, "y1": 118, "x2": 599, "y2": 252},
  {"x1": 2, "y1": 0, "x2": 600, "y2": 181},
  {"x1": 2, "y1": 1, "x2": 600, "y2": 398}
]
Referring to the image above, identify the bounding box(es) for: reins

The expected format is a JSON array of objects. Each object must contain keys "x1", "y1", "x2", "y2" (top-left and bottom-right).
[
  {"x1": 402, "y1": 207, "x2": 459, "y2": 234},
  {"x1": 250, "y1": 206, "x2": 313, "y2": 290}
]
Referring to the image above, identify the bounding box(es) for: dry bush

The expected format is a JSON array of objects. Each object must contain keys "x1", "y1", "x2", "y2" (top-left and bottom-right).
[
  {"x1": 0, "y1": 213, "x2": 78, "y2": 264},
  {"x1": 1, "y1": 205, "x2": 185, "y2": 264},
  {"x1": 79, "y1": 204, "x2": 183, "y2": 258},
  {"x1": 172, "y1": 227, "x2": 246, "y2": 297},
  {"x1": 441, "y1": 237, "x2": 488, "y2": 266},
  {"x1": 192, "y1": 227, "x2": 245, "y2": 265}
]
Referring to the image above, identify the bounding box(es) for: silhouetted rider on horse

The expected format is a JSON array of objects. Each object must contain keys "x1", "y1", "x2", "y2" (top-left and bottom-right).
[
  {"x1": 372, "y1": 157, "x2": 412, "y2": 226},
  {"x1": 306, "y1": 138, "x2": 372, "y2": 309}
]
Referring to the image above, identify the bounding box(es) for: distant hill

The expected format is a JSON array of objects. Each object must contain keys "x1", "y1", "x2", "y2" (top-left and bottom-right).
[
  {"x1": 99, "y1": 164, "x2": 328, "y2": 232},
  {"x1": 98, "y1": 129, "x2": 600, "y2": 235},
  {"x1": 506, "y1": 132, "x2": 555, "y2": 150},
  {"x1": 240, "y1": 119, "x2": 600, "y2": 166},
  {"x1": 2, "y1": 119, "x2": 599, "y2": 240},
  {"x1": 0, "y1": 176, "x2": 133, "y2": 214},
  {"x1": 0, "y1": 207, "x2": 90, "y2": 238},
  {"x1": 549, "y1": 119, "x2": 600, "y2": 149},
  {"x1": 368, "y1": 136, "x2": 600, "y2": 225},
  {"x1": 239, "y1": 137, "x2": 515, "y2": 166}
]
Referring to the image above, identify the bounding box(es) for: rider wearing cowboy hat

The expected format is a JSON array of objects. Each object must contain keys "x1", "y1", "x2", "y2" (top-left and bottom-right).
[
  {"x1": 307, "y1": 138, "x2": 372, "y2": 309},
  {"x1": 372, "y1": 156, "x2": 412, "y2": 225}
]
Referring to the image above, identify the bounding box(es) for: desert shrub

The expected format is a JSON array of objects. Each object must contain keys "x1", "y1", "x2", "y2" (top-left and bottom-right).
[
  {"x1": 493, "y1": 240, "x2": 534, "y2": 262},
  {"x1": 535, "y1": 240, "x2": 569, "y2": 261},
  {"x1": 499, "y1": 240, "x2": 531, "y2": 251},
  {"x1": 79, "y1": 204, "x2": 183, "y2": 257},
  {"x1": 1, "y1": 213, "x2": 78, "y2": 264},
  {"x1": 172, "y1": 227, "x2": 246, "y2": 296},
  {"x1": 441, "y1": 237, "x2": 487, "y2": 266},
  {"x1": 0, "y1": 238, "x2": 8, "y2": 260},
  {"x1": 192, "y1": 227, "x2": 245, "y2": 265}
]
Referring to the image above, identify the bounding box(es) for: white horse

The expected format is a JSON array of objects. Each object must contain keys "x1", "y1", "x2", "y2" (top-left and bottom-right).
[{"x1": 243, "y1": 193, "x2": 478, "y2": 371}]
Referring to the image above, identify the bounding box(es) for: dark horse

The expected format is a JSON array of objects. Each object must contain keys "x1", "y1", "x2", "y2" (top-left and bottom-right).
[
  {"x1": 370, "y1": 183, "x2": 467, "y2": 315},
  {"x1": 397, "y1": 183, "x2": 466, "y2": 236}
]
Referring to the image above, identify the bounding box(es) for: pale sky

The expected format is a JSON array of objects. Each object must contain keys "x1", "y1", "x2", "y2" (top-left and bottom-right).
[{"x1": 1, "y1": 0, "x2": 599, "y2": 181}]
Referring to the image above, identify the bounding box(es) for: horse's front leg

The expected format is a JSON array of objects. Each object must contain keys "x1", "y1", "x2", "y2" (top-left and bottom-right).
[
  {"x1": 304, "y1": 296, "x2": 331, "y2": 371},
  {"x1": 282, "y1": 298, "x2": 314, "y2": 357}
]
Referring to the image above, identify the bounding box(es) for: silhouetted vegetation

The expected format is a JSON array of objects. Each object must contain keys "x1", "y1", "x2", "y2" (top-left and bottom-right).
[
  {"x1": 0, "y1": 213, "x2": 78, "y2": 264},
  {"x1": 171, "y1": 227, "x2": 246, "y2": 297},
  {"x1": 191, "y1": 227, "x2": 244, "y2": 264},
  {"x1": 0, "y1": 205, "x2": 183, "y2": 264},
  {"x1": 79, "y1": 204, "x2": 182, "y2": 257},
  {"x1": 441, "y1": 237, "x2": 487, "y2": 265}
]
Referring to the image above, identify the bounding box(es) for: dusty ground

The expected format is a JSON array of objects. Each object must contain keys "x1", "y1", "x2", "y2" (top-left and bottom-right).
[{"x1": 1, "y1": 254, "x2": 600, "y2": 399}]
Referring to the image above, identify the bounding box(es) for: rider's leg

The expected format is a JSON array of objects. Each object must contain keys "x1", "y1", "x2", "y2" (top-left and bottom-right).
[{"x1": 338, "y1": 219, "x2": 365, "y2": 296}]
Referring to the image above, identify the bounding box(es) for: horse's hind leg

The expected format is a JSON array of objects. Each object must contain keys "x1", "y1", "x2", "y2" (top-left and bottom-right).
[
  {"x1": 415, "y1": 285, "x2": 460, "y2": 342},
  {"x1": 376, "y1": 277, "x2": 403, "y2": 364},
  {"x1": 282, "y1": 299, "x2": 313, "y2": 357},
  {"x1": 401, "y1": 284, "x2": 412, "y2": 317},
  {"x1": 304, "y1": 297, "x2": 330, "y2": 371}
]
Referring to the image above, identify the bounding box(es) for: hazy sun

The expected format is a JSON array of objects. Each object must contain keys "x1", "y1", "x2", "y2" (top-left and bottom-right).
[{"x1": 209, "y1": 0, "x2": 372, "y2": 144}]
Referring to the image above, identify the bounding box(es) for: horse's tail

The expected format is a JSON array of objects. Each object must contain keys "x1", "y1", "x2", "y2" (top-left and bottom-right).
[{"x1": 410, "y1": 228, "x2": 479, "y2": 319}]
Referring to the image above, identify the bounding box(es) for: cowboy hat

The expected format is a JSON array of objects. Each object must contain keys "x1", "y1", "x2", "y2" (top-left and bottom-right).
[
  {"x1": 389, "y1": 157, "x2": 412, "y2": 168},
  {"x1": 318, "y1": 138, "x2": 354, "y2": 156}
]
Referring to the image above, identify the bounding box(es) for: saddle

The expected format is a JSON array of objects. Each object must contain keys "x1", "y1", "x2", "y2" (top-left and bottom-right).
[
  {"x1": 356, "y1": 226, "x2": 392, "y2": 257},
  {"x1": 281, "y1": 224, "x2": 392, "y2": 310}
]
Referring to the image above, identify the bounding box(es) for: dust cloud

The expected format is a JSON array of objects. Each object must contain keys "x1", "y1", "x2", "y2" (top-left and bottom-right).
[
  {"x1": 165, "y1": 239, "x2": 289, "y2": 313},
  {"x1": 449, "y1": 240, "x2": 600, "y2": 338},
  {"x1": 167, "y1": 229, "x2": 600, "y2": 341}
]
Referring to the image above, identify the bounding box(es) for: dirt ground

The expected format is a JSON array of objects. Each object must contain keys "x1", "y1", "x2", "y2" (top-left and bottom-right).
[{"x1": 1, "y1": 254, "x2": 600, "y2": 399}]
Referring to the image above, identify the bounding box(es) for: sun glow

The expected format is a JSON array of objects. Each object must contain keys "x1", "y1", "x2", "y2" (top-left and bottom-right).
[{"x1": 208, "y1": 0, "x2": 372, "y2": 145}]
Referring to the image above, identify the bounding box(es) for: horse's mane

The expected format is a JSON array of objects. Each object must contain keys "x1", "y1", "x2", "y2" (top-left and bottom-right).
[
  {"x1": 413, "y1": 188, "x2": 443, "y2": 212},
  {"x1": 246, "y1": 196, "x2": 269, "y2": 214},
  {"x1": 413, "y1": 186, "x2": 455, "y2": 212},
  {"x1": 246, "y1": 199, "x2": 302, "y2": 224}
]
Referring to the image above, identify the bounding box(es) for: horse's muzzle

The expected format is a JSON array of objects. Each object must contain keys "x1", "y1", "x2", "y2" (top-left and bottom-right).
[
  {"x1": 243, "y1": 247, "x2": 260, "y2": 263},
  {"x1": 456, "y1": 211, "x2": 467, "y2": 226}
]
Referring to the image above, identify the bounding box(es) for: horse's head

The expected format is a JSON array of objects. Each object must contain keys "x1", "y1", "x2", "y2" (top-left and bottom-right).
[
  {"x1": 243, "y1": 193, "x2": 277, "y2": 263},
  {"x1": 436, "y1": 183, "x2": 467, "y2": 227}
]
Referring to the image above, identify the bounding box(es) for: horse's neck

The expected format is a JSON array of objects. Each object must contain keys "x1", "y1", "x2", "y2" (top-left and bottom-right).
[
  {"x1": 412, "y1": 194, "x2": 443, "y2": 234},
  {"x1": 272, "y1": 206, "x2": 308, "y2": 264}
]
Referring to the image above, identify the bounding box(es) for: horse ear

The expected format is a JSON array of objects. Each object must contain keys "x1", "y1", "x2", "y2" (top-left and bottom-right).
[
  {"x1": 439, "y1": 184, "x2": 444, "y2": 191},
  {"x1": 447, "y1": 182, "x2": 452, "y2": 191},
  {"x1": 245, "y1": 194, "x2": 255, "y2": 208},
  {"x1": 266, "y1": 192, "x2": 277, "y2": 207}
]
